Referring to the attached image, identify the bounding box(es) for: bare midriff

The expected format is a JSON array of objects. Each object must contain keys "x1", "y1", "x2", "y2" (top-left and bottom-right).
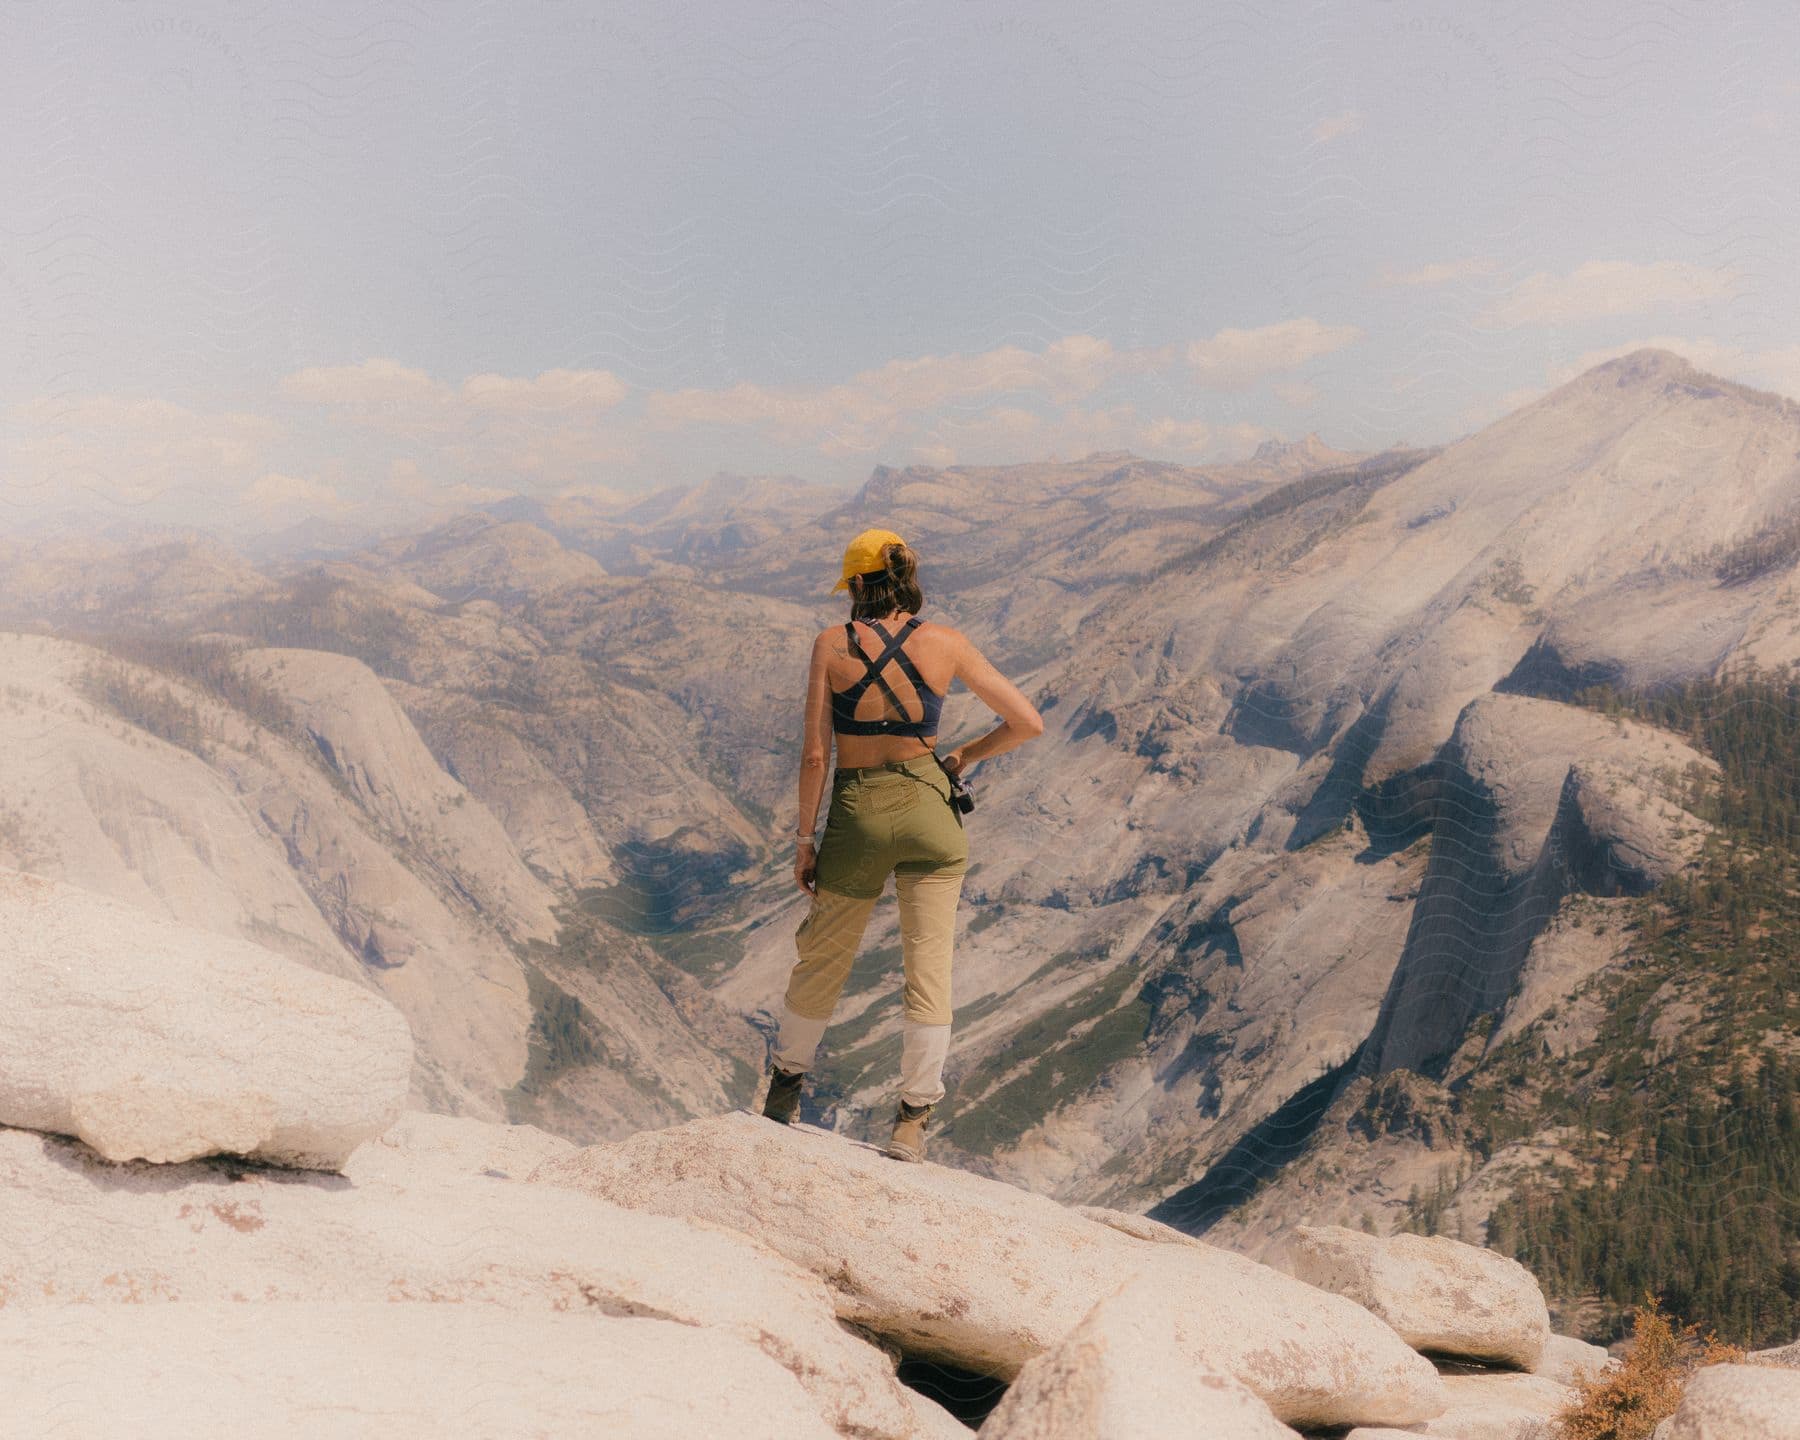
[{"x1": 832, "y1": 730, "x2": 937, "y2": 768}]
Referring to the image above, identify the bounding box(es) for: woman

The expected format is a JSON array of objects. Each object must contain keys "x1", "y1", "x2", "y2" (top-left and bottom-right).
[{"x1": 761, "y1": 526, "x2": 1044, "y2": 1162}]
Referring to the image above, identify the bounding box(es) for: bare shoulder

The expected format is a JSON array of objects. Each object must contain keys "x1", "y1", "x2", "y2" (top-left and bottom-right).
[
  {"x1": 914, "y1": 620, "x2": 969, "y2": 681},
  {"x1": 917, "y1": 618, "x2": 967, "y2": 650}
]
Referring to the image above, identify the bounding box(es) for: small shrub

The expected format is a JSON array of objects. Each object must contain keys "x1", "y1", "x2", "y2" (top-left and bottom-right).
[{"x1": 1554, "y1": 1292, "x2": 1745, "y2": 1440}]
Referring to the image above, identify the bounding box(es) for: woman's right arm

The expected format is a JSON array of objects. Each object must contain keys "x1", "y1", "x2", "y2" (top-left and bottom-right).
[{"x1": 945, "y1": 630, "x2": 1044, "y2": 774}]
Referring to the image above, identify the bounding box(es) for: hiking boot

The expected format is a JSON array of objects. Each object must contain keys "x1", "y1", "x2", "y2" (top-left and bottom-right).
[
  {"x1": 762, "y1": 1066, "x2": 805, "y2": 1125},
  {"x1": 886, "y1": 1100, "x2": 933, "y2": 1162}
]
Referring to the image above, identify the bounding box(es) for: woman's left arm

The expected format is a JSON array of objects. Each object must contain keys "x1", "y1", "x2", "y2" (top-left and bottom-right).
[{"x1": 794, "y1": 631, "x2": 834, "y2": 892}]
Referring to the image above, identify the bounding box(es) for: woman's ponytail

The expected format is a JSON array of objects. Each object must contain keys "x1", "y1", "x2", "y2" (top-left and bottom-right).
[{"x1": 883, "y1": 541, "x2": 918, "y2": 588}]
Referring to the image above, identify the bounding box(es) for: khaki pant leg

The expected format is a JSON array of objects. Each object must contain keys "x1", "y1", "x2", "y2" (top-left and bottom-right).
[
  {"x1": 784, "y1": 885, "x2": 880, "y2": 1021},
  {"x1": 893, "y1": 866, "x2": 963, "y2": 1026}
]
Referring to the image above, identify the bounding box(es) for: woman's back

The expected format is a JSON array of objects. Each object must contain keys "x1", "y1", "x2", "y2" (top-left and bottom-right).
[{"x1": 824, "y1": 612, "x2": 959, "y2": 766}]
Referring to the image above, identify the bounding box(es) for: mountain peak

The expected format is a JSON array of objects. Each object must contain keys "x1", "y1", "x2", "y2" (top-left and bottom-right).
[
  {"x1": 1249, "y1": 432, "x2": 1352, "y2": 474},
  {"x1": 1584, "y1": 347, "x2": 1696, "y2": 387}
]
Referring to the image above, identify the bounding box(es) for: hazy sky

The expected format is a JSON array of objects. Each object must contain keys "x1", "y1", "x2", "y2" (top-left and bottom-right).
[{"x1": 4, "y1": 0, "x2": 1798, "y2": 534}]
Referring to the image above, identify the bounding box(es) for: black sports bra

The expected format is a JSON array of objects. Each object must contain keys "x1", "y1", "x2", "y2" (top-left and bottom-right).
[{"x1": 830, "y1": 616, "x2": 945, "y2": 739}]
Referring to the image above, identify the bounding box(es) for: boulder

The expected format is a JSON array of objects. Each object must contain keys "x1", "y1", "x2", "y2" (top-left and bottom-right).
[
  {"x1": 901, "y1": 1387, "x2": 976, "y2": 1440},
  {"x1": 980, "y1": 1274, "x2": 1302, "y2": 1438},
  {"x1": 1747, "y1": 1336, "x2": 1800, "y2": 1370},
  {"x1": 1286, "y1": 1225, "x2": 1551, "y2": 1368},
  {"x1": 1348, "y1": 1371, "x2": 1572, "y2": 1439},
  {"x1": 342, "y1": 1109, "x2": 575, "y2": 1187},
  {"x1": 1532, "y1": 1332, "x2": 1616, "y2": 1386},
  {"x1": 0, "y1": 1301, "x2": 839, "y2": 1440},
  {"x1": 0, "y1": 869, "x2": 411, "y2": 1169},
  {"x1": 527, "y1": 1113, "x2": 1448, "y2": 1430},
  {"x1": 1662, "y1": 1362, "x2": 1800, "y2": 1439},
  {"x1": 1075, "y1": 1204, "x2": 1201, "y2": 1246},
  {"x1": 0, "y1": 1125, "x2": 921, "y2": 1440}
]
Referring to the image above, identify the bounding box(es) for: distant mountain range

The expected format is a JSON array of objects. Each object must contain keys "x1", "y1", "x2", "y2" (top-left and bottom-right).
[{"x1": 2, "y1": 348, "x2": 1796, "y2": 1344}]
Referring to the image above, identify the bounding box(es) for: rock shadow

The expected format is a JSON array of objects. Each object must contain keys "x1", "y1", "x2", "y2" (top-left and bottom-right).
[{"x1": 1143, "y1": 1047, "x2": 1364, "y2": 1237}]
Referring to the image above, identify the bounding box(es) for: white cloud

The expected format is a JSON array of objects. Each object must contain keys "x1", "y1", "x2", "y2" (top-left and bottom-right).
[
  {"x1": 386, "y1": 456, "x2": 514, "y2": 510},
  {"x1": 281, "y1": 358, "x2": 638, "y2": 485},
  {"x1": 275, "y1": 334, "x2": 1327, "y2": 477},
  {"x1": 461, "y1": 368, "x2": 629, "y2": 414},
  {"x1": 2, "y1": 394, "x2": 281, "y2": 511},
  {"x1": 1183, "y1": 319, "x2": 1361, "y2": 388},
  {"x1": 1312, "y1": 110, "x2": 1364, "y2": 143},
  {"x1": 918, "y1": 401, "x2": 1268, "y2": 467},
  {"x1": 644, "y1": 334, "x2": 1177, "y2": 455},
  {"x1": 282, "y1": 358, "x2": 442, "y2": 408},
  {"x1": 11, "y1": 395, "x2": 279, "y2": 458},
  {"x1": 19, "y1": 328, "x2": 1344, "y2": 526},
  {"x1": 1138, "y1": 413, "x2": 1231, "y2": 452},
  {"x1": 1480, "y1": 261, "x2": 1734, "y2": 327},
  {"x1": 1379, "y1": 256, "x2": 1502, "y2": 287},
  {"x1": 553, "y1": 481, "x2": 637, "y2": 505},
  {"x1": 242, "y1": 471, "x2": 350, "y2": 514},
  {"x1": 284, "y1": 359, "x2": 629, "y2": 428}
]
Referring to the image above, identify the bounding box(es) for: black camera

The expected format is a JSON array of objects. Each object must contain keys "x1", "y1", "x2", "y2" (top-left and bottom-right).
[{"x1": 931, "y1": 751, "x2": 975, "y2": 814}]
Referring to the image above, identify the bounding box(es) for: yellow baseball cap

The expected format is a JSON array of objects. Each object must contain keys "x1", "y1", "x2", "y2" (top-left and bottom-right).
[{"x1": 831, "y1": 527, "x2": 906, "y2": 592}]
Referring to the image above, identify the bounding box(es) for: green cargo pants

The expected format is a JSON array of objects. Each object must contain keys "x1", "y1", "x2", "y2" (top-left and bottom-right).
[{"x1": 775, "y1": 754, "x2": 969, "y2": 1106}]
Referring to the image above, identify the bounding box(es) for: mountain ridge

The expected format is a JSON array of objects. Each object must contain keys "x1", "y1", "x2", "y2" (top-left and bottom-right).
[{"x1": 0, "y1": 350, "x2": 1794, "y2": 1351}]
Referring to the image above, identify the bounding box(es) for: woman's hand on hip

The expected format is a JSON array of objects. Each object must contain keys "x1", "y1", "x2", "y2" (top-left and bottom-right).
[{"x1": 794, "y1": 841, "x2": 817, "y2": 893}]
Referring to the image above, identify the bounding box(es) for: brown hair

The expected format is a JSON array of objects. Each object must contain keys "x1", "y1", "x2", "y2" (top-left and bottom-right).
[{"x1": 848, "y1": 540, "x2": 924, "y2": 620}]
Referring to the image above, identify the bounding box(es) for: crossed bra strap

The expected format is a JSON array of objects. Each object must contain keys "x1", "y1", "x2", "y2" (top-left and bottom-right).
[{"x1": 832, "y1": 616, "x2": 943, "y2": 737}]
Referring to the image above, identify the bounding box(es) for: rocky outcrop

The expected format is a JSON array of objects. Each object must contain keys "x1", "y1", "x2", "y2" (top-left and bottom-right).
[
  {"x1": 1286, "y1": 1225, "x2": 1551, "y2": 1369},
  {"x1": 979, "y1": 1273, "x2": 1303, "y2": 1438},
  {"x1": 1359, "y1": 694, "x2": 1712, "y2": 1077},
  {"x1": 899, "y1": 1389, "x2": 971, "y2": 1440},
  {"x1": 1748, "y1": 1337, "x2": 1800, "y2": 1369},
  {"x1": 9, "y1": 351, "x2": 1800, "y2": 1228},
  {"x1": 0, "y1": 1302, "x2": 840, "y2": 1440},
  {"x1": 1424, "y1": 1372, "x2": 1573, "y2": 1437},
  {"x1": 0, "y1": 1039, "x2": 1663, "y2": 1440},
  {"x1": 338, "y1": 1108, "x2": 575, "y2": 1186},
  {"x1": 0, "y1": 631, "x2": 537, "y2": 1117},
  {"x1": 376, "y1": 516, "x2": 609, "y2": 605},
  {"x1": 1534, "y1": 1332, "x2": 1617, "y2": 1386},
  {"x1": 0, "y1": 1120, "x2": 922, "y2": 1440},
  {"x1": 239, "y1": 646, "x2": 560, "y2": 945},
  {"x1": 1660, "y1": 1362, "x2": 1800, "y2": 1439},
  {"x1": 529, "y1": 1113, "x2": 1449, "y2": 1430},
  {"x1": 0, "y1": 868, "x2": 411, "y2": 1169},
  {"x1": 1047, "y1": 807, "x2": 1431, "y2": 1220},
  {"x1": 1345, "y1": 1371, "x2": 1573, "y2": 1439},
  {"x1": 0, "y1": 630, "x2": 755, "y2": 1138},
  {"x1": 404, "y1": 703, "x2": 617, "y2": 890}
]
